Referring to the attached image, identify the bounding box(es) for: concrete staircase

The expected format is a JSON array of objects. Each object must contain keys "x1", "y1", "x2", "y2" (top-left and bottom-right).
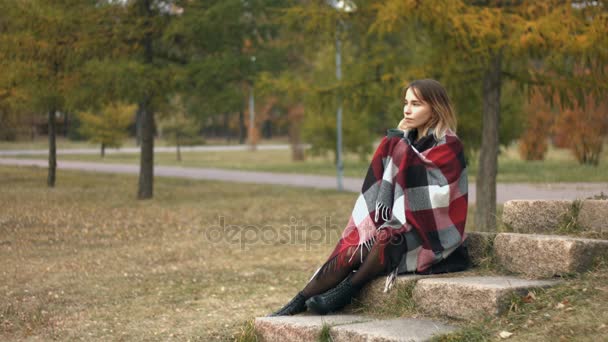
[{"x1": 254, "y1": 200, "x2": 608, "y2": 341}]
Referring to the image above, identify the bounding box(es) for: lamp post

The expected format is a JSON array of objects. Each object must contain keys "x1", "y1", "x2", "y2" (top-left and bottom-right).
[{"x1": 327, "y1": 0, "x2": 356, "y2": 191}]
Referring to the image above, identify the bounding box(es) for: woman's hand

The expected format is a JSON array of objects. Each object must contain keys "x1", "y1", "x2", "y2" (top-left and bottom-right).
[{"x1": 398, "y1": 118, "x2": 410, "y2": 131}]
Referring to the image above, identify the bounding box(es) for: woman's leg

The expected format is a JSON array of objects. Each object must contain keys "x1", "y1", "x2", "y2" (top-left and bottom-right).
[
  {"x1": 269, "y1": 229, "x2": 394, "y2": 316},
  {"x1": 268, "y1": 231, "x2": 368, "y2": 316},
  {"x1": 304, "y1": 229, "x2": 394, "y2": 315},
  {"x1": 350, "y1": 229, "x2": 392, "y2": 287},
  {"x1": 303, "y1": 227, "x2": 395, "y2": 297},
  {"x1": 301, "y1": 244, "x2": 368, "y2": 298}
]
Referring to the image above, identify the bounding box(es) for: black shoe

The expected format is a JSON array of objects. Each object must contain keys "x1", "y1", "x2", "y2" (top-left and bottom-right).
[
  {"x1": 305, "y1": 275, "x2": 359, "y2": 315},
  {"x1": 267, "y1": 292, "x2": 307, "y2": 317}
]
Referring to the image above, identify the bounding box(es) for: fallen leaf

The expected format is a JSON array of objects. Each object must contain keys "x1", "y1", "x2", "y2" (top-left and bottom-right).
[
  {"x1": 499, "y1": 331, "x2": 514, "y2": 339},
  {"x1": 555, "y1": 302, "x2": 566, "y2": 309},
  {"x1": 522, "y1": 291, "x2": 536, "y2": 303}
]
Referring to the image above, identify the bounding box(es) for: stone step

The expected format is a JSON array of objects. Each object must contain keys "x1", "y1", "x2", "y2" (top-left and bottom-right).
[
  {"x1": 502, "y1": 199, "x2": 607, "y2": 233},
  {"x1": 413, "y1": 276, "x2": 559, "y2": 320},
  {"x1": 330, "y1": 317, "x2": 457, "y2": 342},
  {"x1": 494, "y1": 233, "x2": 608, "y2": 278},
  {"x1": 464, "y1": 231, "x2": 496, "y2": 266},
  {"x1": 255, "y1": 314, "x2": 371, "y2": 342},
  {"x1": 254, "y1": 314, "x2": 457, "y2": 342},
  {"x1": 355, "y1": 274, "x2": 426, "y2": 309}
]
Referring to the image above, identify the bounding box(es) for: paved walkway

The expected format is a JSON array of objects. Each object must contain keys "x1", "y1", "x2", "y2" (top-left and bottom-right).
[
  {"x1": 1, "y1": 158, "x2": 607, "y2": 204},
  {"x1": 0, "y1": 144, "x2": 294, "y2": 156}
]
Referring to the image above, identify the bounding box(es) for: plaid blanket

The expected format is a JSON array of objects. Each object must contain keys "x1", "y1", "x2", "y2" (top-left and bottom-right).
[{"x1": 318, "y1": 128, "x2": 468, "y2": 292}]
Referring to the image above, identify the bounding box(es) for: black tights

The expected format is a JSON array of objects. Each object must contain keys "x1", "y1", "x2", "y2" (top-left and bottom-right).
[{"x1": 301, "y1": 230, "x2": 392, "y2": 299}]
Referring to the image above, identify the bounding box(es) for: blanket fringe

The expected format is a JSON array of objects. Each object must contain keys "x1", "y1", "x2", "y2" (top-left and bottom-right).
[
  {"x1": 383, "y1": 267, "x2": 399, "y2": 293},
  {"x1": 347, "y1": 235, "x2": 377, "y2": 264},
  {"x1": 374, "y1": 202, "x2": 392, "y2": 223}
]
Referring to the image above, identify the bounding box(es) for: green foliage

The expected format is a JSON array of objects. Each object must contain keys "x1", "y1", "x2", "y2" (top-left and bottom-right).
[
  {"x1": 176, "y1": 0, "x2": 292, "y2": 123},
  {"x1": 272, "y1": 0, "x2": 538, "y2": 157},
  {"x1": 77, "y1": 102, "x2": 135, "y2": 149},
  {"x1": 158, "y1": 96, "x2": 202, "y2": 146},
  {"x1": 318, "y1": 323, "x2": 333, "y2": 342}
]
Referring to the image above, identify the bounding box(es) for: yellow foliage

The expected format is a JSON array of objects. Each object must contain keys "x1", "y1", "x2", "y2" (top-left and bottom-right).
[
  {"x1": 519, "y1": 91, "x2": 553, "y2": 161},
  {"x1": 77, "y1": 102, "x2": 135, "y2": 148},
  {"x1": 370, "y1": 0, "x2": 604, "y2": 58}
]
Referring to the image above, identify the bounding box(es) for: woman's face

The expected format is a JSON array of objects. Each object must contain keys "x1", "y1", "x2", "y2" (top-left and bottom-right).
[{"x1": 403, "y1": 87, "x2": 432, "y2": 130}]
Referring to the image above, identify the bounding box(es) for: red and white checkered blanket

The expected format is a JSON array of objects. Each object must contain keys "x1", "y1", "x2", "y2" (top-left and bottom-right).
[{"x1": 318, "y1": 128, "x2": 468, "y2": 291}]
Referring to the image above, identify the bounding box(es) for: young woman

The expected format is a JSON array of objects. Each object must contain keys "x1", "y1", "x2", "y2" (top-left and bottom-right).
[{"x1": 269, "y1": 79, "x2": 470, "y2": 316}]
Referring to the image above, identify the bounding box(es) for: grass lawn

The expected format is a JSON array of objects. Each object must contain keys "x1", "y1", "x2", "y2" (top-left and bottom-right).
[
  {"x1": 1, "y1": 166, "x2": 607, "y2": 341},
  {"x1": 5, "y1": 139, "x2": 608, "y2": 183}
]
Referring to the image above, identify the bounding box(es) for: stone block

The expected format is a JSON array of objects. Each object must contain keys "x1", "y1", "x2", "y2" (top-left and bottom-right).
[
  {"x1": 502, "y1": 200, "x2": 572, "y2": 233},
  {"x1": 330, "y1": 318, "x2": 457, "y2": 342},
  {"x1": 413, "y1": 276, "x2": 558, "y2": 319},
  {"x1": 494, "y1": 233, "x2": 608, "y2": 278},
  {"x1": 578, "y1": 200, "x2": 608, "y2": 232},
  {"x1": 354, "y1": 274, "x2": 425, "y2": 310},
  {"x1": 464, "y1": 231, "x2": 497, "y2": 266},
  {"x1": 254, "y1": 314, "x2": 372, "y2": 342}
]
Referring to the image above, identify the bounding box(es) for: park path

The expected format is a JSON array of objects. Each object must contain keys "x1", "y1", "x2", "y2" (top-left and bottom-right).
[
  {"x1": 0, "y1": 144, "x2": 292, "y2": 156},
  {"x1": 1, "y1": 157, "x2": 607, "y2": 204}
]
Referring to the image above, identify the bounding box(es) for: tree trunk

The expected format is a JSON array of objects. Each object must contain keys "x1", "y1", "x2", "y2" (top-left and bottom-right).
[
  {"x1": 289, "y1": 114, "x2": 305, "y2": 161},
  {"x1": 137, "y1": 0, "x2": 154, "y2": 199},
  {"x1": 238, "y1": 110, "x2": 246, "y2": 144},
  {"x1": 47, "y1": 109, "x2": 56, "y2": 187},
  {"x1": 475, "y1": 49, "x2": 502, "y2": 231},
  {"x1": 135, "y1": 106, "x2": 143, "y2": 147},
  {"x1": 290, "y1": 127, "x2": 304, "y2": 161},
  {"x1": 137, "y1": 99, "x2": 154, "y2": 199},
  {"x1": 101, "y1": 142, "x2": 105, "y2": 158}
]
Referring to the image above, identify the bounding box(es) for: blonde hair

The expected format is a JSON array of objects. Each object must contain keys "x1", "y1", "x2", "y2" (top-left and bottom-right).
[{"x1": 397, "y1": 79, "x2": 457, "y2": 139}]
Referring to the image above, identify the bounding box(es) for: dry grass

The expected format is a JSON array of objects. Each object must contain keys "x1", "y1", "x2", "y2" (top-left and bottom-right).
[
  {"x1": 434, "y1": 262, "x2": 608, "y2": 341},
  {"x1": 2, "y1": 166, "x2": 607, "y2": 341},
  {"x1": 0, "y1": 166, "x2": 352, "y2": 341}
]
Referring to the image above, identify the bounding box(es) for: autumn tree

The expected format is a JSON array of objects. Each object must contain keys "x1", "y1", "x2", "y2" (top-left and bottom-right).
[
  {"x1": 370, "y1": 0, "x2": 608, "y2": 230},
  {"x1": 0, "y1": 0, "x2": 100, "y2": 186},
  {"x1": 273, "y1": 1, "x2": 399, "y2": 164},
  {"x1": 518, "y1": 90, "x2": 553, "y2": 160},
  {"x1": 554, "y1": 92, "x2": 608, "y2": 165},
  {"x1": 78, "y1": 0, "x2": 185, "y2": 199},
  {"x1": 157, "y1": 96, "x2": 200, "y2": 162},
  {"x1": 175, "y1": 0, "x2": 292, "y2": 149},
  {"x1": 77, "y1": 102, "x2": 135, "y2": 157}
]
